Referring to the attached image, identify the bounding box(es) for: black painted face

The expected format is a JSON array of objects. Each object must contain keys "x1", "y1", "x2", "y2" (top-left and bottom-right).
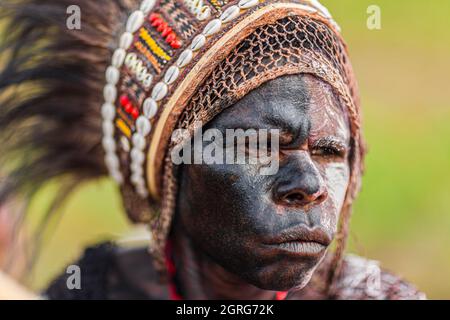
[{"x1": 176, "y1": 74, "x2": 351, "y2": 291}]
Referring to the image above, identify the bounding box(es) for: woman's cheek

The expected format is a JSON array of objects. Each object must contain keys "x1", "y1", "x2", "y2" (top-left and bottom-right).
[{"x1": 320, "y1": 162, "x2": 350, "y2": 233}]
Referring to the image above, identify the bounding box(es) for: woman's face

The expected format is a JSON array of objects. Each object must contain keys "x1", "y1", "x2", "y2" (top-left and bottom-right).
[{"x1": 176, "y1": 74, "x2": 351, "y2": 291}]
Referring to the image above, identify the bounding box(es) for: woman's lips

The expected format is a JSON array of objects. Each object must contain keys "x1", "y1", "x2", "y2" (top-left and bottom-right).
[
  {"x1": 274, "y1": 240, "x2": 326, "y2": 254},
  {"x1": 263, "y1": 226, "x2": 331, "y2": 256}
]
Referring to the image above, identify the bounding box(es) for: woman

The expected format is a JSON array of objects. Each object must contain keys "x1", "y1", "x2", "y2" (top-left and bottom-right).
[{"x1": 0, "y1": 0, "x2": 425, "y2": 299}]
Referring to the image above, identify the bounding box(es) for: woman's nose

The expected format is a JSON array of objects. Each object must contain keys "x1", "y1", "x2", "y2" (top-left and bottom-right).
[{"x1": 273, "y1": 151, "x2": 328, "y2": 208}]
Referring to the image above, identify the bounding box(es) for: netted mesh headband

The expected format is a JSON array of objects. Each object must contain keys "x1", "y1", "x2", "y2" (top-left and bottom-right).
[
  {"x1": 149, "y1": 15, "x2": 364, "y2": 290},
  {"x1": 178, "y1": 15, "x2": 359, "y2": 131}
]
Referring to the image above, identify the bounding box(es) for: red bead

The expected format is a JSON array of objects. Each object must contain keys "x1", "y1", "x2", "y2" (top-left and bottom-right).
[
  {"x1": 124, "y1": 102, "x2": 133, "y2": 114},
  {"x1": 131, "y1": 107, "x2": 139, "y2": 119},
  {"x1": 161, "y1": 26, "x2": 172, "y2": 38},
  {"x1": 165, "y1": 32, "x2": 176, "y2": 44},
  {"x1": 149, "y1": 13, "x2": 158, "y2": 22},
  {"x1": 120, "y1": 95, "x2": 129, "y2": 106},
  {"x1": 170, "y1": 39, "x2": 182, "y2": 49},
  {"x1": 151, "y1": 18, "x2": 162, "y2": 28},
  {"x1": 157, "y1": 22, "x2": 167, "y2": 33}
]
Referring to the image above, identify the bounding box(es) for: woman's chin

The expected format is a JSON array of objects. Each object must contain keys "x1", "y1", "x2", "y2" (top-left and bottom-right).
[{"x1": 241, "y1": 257, "x2": 322, "y2": 292}]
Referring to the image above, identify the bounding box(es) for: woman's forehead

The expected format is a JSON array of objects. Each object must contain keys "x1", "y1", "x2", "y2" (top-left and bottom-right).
[
  {"x1": 210, "y1": 74, "x2": 350, "y2": 143},
  {"x1": 305, "y1": 76, "x2": 350, "y2": 143}
]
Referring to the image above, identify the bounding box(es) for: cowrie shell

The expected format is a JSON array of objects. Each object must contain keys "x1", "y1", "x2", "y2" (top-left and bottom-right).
[
  {"x1": 125, "y1": 52, "x2": 137, "y2": 65},
  {"x1": 238, "y1": 0, "x2": 259, "y2": 9},
  {"x1": 101, "y1": 103, "x2": 115, "y2": 121},
  {"x1": 132, "y1": 133, "x2": 146, "y2": 150},
  {"x1": 203, "y1": 19, "x2": 221, "y2": 36},
  {"x1": 111, "y1": 171, "x2": 124, "y2": 184},
  {"x1": 126, "y1": 11, "x2": 144, "y2": 33},
  {"x1": 105, "y1": 153, "x2": 120, "y2": 170},
  {"x1": 131, "y1": 162, "x2": 143, "y2": 173},
  {"x1": 140, "y1": 0, "x2": 156, "y2": 14},
  {"x1": 131, "y1": 163, "x2": 144, "y2": 176},
  {"x1": 197, "y1": 7, "x2": 211, "y2": 21},
  {"x1": 120, "y1": 136, "x2": 131, "y2": 152},
  {"x1": 136, "y1": 116, "x2": 151, "y2": 136},
  {"x1": 191, "y1": 34, "x2": 206, "y2": 51},
  {"x1": 103, "y1": 84, "x2": 117, "y2": 103},
  {"x1": 112, "y1": 48, "x2": 126, "y2": 68},
  {"x1": 137, "y1": 67, "x2": 148, "y2": 82},
  {"x1": 131, "y1": 172, "x2": 144, "y2": 185},
  {"x1": 176, "y1": 49, "x2": 193, "y2": 68},
  {"x1": 151, "y1": 82, "x2": 168, "y2": 101},
  {"x1": 164, "y1": 66, "x2": 180, "y2": 85},
  {"x1": 102, "y1": 120, "x2": 114, "y2": 136},
  {"x1": 143, "y1": 98, "x2": 158, "y2": 119},
  {"x1": 220, "y1": 6, "x2": 240, "y2": 23},
  {"x1": 143, "y1": 74, "x2": 153, "y2": 88},
  {"x1": 120, "y1": 32, "x2": 133, "y2": 49},
  {"x1": 106, "y1": 66, "x2": 120, "y2": 85},
  {"x1": 102, "y1": 136, "x2": 116, "y2": 153},
  {"x1": 131, "y1": 148, "x2": 145, "y2": 164}
]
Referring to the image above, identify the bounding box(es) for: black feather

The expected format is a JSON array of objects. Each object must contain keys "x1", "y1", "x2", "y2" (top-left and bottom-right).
[{"x1": 0, "y1": 0, "x2": 138, "y2": 270}]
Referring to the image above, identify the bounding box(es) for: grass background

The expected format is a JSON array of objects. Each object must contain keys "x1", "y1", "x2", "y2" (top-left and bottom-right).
[{"x1": 15, "y1": 0, "x2": 450, "y2": 298}]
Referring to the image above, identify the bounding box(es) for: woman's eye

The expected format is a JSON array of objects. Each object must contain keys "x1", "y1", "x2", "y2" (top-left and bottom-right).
[
  {"x1": 310, "y1": 137, "x2": 347, "y2": 159},
  {"x1": 311, "y1": 146, "x2": 342, "y2": 157}
]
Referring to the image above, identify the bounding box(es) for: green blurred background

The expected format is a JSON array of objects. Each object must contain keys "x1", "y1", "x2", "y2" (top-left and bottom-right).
[{"x1": 17, "y1": 0, "x2": 450, "y2": 298}]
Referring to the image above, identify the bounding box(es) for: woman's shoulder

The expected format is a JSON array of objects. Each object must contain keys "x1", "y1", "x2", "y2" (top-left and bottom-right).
[
  {"x1": 45, "y1": 242, "x2": 168, "y2": 300},
  {"x1": 331, "y1": 254, "x2": 426, "y2": 300},
  {"x1": 45, "y1": 245, "x2": 426, "y2": 300}
]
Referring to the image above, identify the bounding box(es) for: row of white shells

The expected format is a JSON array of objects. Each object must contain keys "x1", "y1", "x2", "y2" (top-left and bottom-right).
[
  {"x1": 101, "y1": 0, "x2": 156, "y2": 188},
  {"x1": 102, "y1": 0, "x2": 340, "y2": 198}
]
